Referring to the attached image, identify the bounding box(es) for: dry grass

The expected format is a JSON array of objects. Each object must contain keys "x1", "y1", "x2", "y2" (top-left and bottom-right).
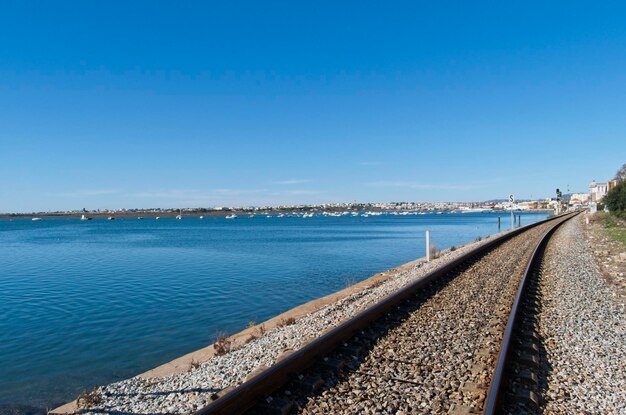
[
  {"x1": 254, "y1": 324, "x2": 266, "y2": 337},
  {"x1": 213, "y1": 332, "x2": 233, "y2": 356},
  {"x1": 369, "y1": 279, "x2": 384, "y2": 289},
  {"x1": 589, "y1": 211, "x2": 606, "y2": 223},
  {"x1": 76, "y1": 388, "x2": 102, "y2": 409},
  {"x1": 601, "y1": 213, "x2": 626, "y2": 249},
  {"x1": 343, "y1": 276, "x2": 357, "y2": 288},
  {"x1": 187, "y1": 358, "x2": 201, "y2": 372},
  {"x1": 429, "y1": 243, "x2": 441, "y2": 259},
  {"x1": 139, "y1": 379, "x2": 158, "y2": 389},
  {"x1": 277, "y1": 317, "x2": 296, "y2": 327}
]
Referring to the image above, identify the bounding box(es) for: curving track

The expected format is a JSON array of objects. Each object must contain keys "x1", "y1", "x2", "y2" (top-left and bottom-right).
[{"x1": 195, "y1": 213, "x2": 576, "y2": 415}]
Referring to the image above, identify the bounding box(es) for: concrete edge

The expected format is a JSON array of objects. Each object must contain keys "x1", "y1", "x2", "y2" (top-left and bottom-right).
[{"x1": 52, "y1": 235, "x2": 495, "y2": 414}]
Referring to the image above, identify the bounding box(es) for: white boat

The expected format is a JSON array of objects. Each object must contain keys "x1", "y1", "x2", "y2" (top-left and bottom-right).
[
  {"x1": 199, "y1": 216, "x2": 204, "y2": 219},
  {"x1": 80, "y1": 214, "x2": 92, "y2": 221},
  {"x1": 225, "y1": 214, "x2": 237, "y2": 219},
  {"x1": 31, "y1": 217, "x2": 42, "y2": 221},
  {"x1": 137, "y1": 217, "x2": 143, "y2": 220},
  {"x1": 454, "y1": 207, "x2": 489, "y2": 214},
  {"x1": 155, "y1": 216, "x2": 160, "y2": 220},
  {"x1": 175, "y1": 209, "x2": 182, "y2": 220},
  {"x1": 107, "y1": 217, "x2": 115, "y2": 220}
]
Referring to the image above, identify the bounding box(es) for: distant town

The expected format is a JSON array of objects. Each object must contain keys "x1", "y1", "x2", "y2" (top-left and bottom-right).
[
  {"x1": 0, "y1": 198, "x2": 565, "y2": 219},
  {"x1": 1, "y1": 178, "x2": 617, "y2": 219}
]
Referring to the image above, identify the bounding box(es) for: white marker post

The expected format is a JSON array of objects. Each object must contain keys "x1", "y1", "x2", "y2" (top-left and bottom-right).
[
  {"x1": 509, "y1": 194, "x2": 514, "y2": 229},
  {"x1": 426, "y1": 230, "x2": 430, "y2": 262}
]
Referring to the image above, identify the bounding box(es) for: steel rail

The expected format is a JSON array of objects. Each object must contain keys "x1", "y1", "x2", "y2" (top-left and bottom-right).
[
  {"x1": 195, "y1": 213, "x2": 574, "y2": 415},
  {"x1": 482, "y1": 212, "x2": 578, "y2": 414}
]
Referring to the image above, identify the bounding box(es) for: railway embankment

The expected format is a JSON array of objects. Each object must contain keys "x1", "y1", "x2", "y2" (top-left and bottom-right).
[
  {"x1": 53, "y1": 224, "x2": 506, "y2": 414},
  {"x1": 501, "y1": 215, "x2": 626, "y2": 414},
  {"x1": 585, "y1": 212, "x2": 626, "y2": 299},
  {"x1": 55, "y1": 214, "x2": 626, "y2": 415},
  {"x1": 297, "y1": 215, "x2": 556, "y2": 415}
]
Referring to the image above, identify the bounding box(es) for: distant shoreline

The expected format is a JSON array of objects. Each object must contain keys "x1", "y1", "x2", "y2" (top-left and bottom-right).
[
  {"x1": 0, "y1": 208, "x2": 553, "y2": 219},
  {"x1": 0, "y1": 211, "x2": 250, "y2": 219}
]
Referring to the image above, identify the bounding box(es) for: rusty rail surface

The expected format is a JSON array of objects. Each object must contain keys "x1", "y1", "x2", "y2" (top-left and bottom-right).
[
  {"x1": 196, "y1": 212, "x2": 576, "y2": 415},
  {"x1": 482, "y1": 212, "x2": 577, "y2": 414}
]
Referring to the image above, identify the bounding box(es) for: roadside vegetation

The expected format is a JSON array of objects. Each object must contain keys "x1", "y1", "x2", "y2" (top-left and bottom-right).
[
  {"x1": 213, "y1": 332, "x2": 233, "y2": 356},
  {"x1": 599, "y1": 213, "x2": 626, "y2": 249},
  {"x1": 76, "y1": 387, "x2": 102, "y2": 408},
  {"x1": 598, "y1": 163, "x2": 626, "y2": 248},
  {"x1": 604, "y1": 181, "x2": 626, "y2": 218}
]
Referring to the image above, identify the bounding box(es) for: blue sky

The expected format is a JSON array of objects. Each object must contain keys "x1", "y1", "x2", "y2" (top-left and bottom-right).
[{"x1": 1, "y1": 1, "x2": 625, "y2": 212}]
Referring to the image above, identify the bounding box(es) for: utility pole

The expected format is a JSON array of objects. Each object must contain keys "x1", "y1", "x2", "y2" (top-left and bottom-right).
[{"x1": 509, "y1": 194, "x2": 514, "y2": 229}]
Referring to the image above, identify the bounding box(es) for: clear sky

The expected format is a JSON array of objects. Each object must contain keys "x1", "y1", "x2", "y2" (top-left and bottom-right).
[{"x1": 1, "y1": 1, "x2": 625, "y2": 212}]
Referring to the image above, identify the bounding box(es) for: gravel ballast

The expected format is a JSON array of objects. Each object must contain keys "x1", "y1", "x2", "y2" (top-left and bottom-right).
[
  {"x1": 298, "y1": 220, "x2": 554, "y2": 414},
  {"x1": 66, "y1": 225, "x2": 515, "y2": 414},
  {"x1": 64, "y1": 215, "x2": 625, "y2": 415},
  {"x1": 536, "y1": 216, "x2": 626, "y2": 414}
]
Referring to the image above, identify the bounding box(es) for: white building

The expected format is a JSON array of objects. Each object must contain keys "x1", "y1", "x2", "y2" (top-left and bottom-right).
[
  {"x1": 589, "y1": 180, "x2": 608, "y2": 202},
  {"x1": 570, "y1": 193, "x2": 590, "y2": 204}
]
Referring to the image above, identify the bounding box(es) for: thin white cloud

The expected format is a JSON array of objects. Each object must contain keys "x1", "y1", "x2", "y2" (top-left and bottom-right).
[
  {"x1": 213, "y1": 188, "x2": 268, "y2": 195},
  {"x1": 125, "y1": 187, "x2": 327, "y2": 208},
  {"x1": 273, "y1": 179, "x2": 312, "y2": 185},
  {"x1": 132, "y1": 190, "x2": 198, "y2": 199},
  {"x1": 279, "y1": 189, "x2": 322, "y2": 196},
  {"x1": 57, "y1": 189, "x2": 119, "y2": 197},
  {"x1": 368, "y1": 181, "x2": 483, "y2": 191},
  {"x1": 132, "y1": 188, "x2": 268, "y2": 199}
]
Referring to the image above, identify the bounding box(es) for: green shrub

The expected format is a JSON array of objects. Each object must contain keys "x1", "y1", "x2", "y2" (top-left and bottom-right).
[
  {"x1": 601, "y1": 214, "x2": 626, "y2": 248},
  {"x1": 604, "y1": 181, "x2": 626, "y2": 217}
]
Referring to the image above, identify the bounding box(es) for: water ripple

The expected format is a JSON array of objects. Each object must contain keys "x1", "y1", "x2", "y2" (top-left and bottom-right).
[{"x1": 0, "y1": 213, "x2": 548, "y2": 409}]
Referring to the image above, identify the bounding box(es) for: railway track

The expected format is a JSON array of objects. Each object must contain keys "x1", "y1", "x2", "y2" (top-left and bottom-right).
[{"x1": 194, "y1": 212, "x2": 577, "y2": 415}]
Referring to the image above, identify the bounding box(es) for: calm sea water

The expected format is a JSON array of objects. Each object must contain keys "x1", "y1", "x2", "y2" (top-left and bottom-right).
[{"x1": 0, "y1": 211, "x2": 548, "y2": 411}]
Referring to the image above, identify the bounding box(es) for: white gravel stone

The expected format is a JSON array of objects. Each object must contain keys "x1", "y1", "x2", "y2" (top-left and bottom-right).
[
  {"x1": 77, "y1": 230, "x2": 511, "y2": 414},
  {"x1": 538, "y1": 217, "x2": 626, "y2": 414},
  {"x1": 300, "y1": 222, "x2": 551, "y2": 414}
]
